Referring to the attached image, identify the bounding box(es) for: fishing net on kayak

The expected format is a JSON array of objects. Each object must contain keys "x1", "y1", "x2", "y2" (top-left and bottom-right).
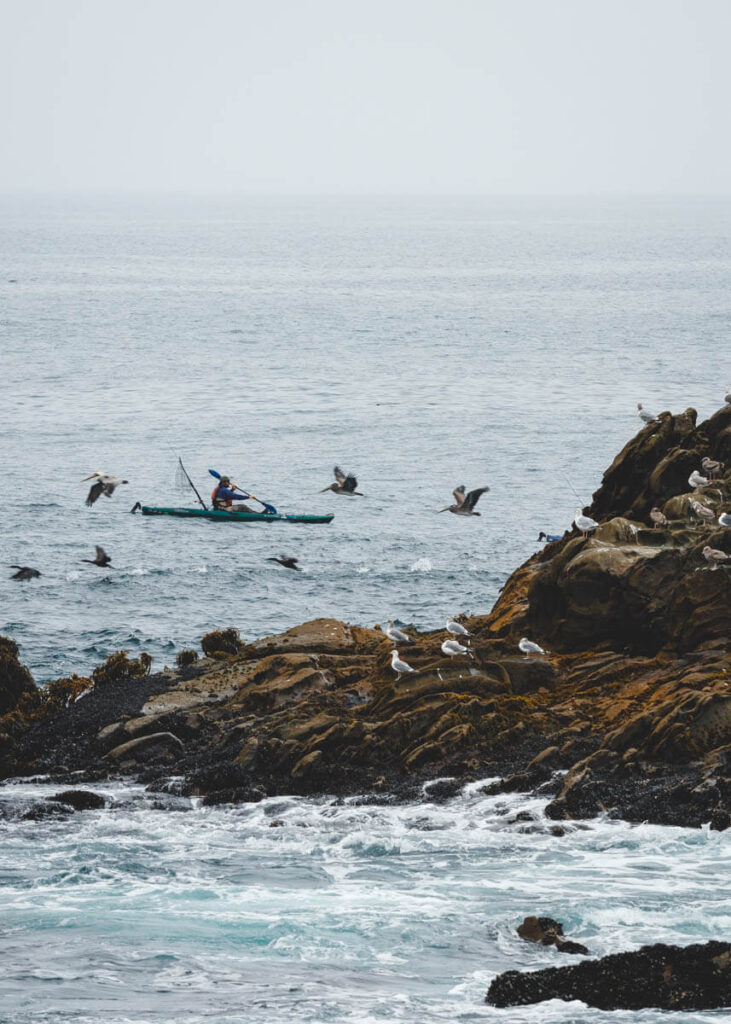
[{"x1": 174, "y1": 457, "x2": 208, "y2": 508}]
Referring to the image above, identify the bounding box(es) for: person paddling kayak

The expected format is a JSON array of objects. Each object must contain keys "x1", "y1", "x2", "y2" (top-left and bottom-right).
[{"x1": 211, "y1": 476, "x2": 257, "y2": 512}]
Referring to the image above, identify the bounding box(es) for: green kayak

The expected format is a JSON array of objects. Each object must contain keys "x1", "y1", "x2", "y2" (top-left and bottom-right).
[{"x1": 138, "y1": 505, "x2": 334, "y2": 524}]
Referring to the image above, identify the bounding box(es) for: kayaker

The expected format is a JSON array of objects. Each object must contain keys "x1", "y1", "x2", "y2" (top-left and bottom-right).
[{"x1": 211, "y1": 476, "x2": 257, "y2": 512}]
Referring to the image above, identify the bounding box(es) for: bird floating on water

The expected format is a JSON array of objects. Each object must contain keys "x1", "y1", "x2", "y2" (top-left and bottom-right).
[
  {"x1": 441, "y1": 638, "x2": 472, "y2": 658},
  {"x1": 320, "y1": 466, "x2": 363, "y2": 495},
  {"x1": 719, "y1": 512, "x2": 731, "y2": 527},
  {"x1": 385, "y1": 621, "x2": 412, "y2": 644},
  {"x1": 9, "y1": 565, "x2": 41, "y2": 581},
  {"x1": 519, "y1": 637, "x2": 548, "y2": 657},
  {"x1": 446, "y1": 618, "x2": 472, "y2": 639},
  {"x1": 574, "y1": 509, "x2": 599, "y2": 538},
  {"x1": 438, "y1": 485, "x2": 489, "y2": 516},
  {"x1": 701, "y1": 457, "x2": 724, "y2": 480},
  {"x1": 538, "y1": 532, "x2": 561, "y2": 543},
  {"x1": 702, "y1": 545, "x2": 729, "y2": 571},
  {"x1": 688, "y1": 470, "x2": 709, "y2": 490},
  {"x1": 390, "y1": 649, "x2": 415, "y2": 679},
  {"x1": 82, "y1": 472, "x2": 128, "y2": 507},
  {"x1": 649, "y1": 507, "x2": 668, "y2": 529},
  {"x1": 266, "y1": 555, "x2": 301, "y2": 571},
  {"x1": 637, "y1": 403, "x2": 658, "y2": 425},
  {"x1": 82, "y1": 545, "x2": 112, "y2": 568}
]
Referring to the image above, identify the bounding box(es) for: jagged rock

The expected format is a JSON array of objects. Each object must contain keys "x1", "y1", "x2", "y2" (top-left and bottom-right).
[
  {"x1": 105, "y1": 732, "x2": 184, "y2": 763},
  {"x1": 486, "y1": 940, "x2": 731, "y2": 1010},
  {"x1": 516, "y1": 916, "x2": 589, "y2": 955},
  {"x1": 0, "y1": 636, "x2": 38, "y2": 716},
  {"x1": 49, "y1": 789, "x2": 105, "y2": 811}
]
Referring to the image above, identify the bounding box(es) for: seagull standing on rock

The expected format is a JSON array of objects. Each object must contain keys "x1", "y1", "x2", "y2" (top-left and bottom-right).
[
  {"x1": 519, "y1": 638, "x2": 548, "y2": 657},
  {"x1": 441, "y1": 639, "x2": 473, "y2": 659},
  {"x1": 385, "y1": 621, "x2": 412, "y2": 644},
  {"x1": 649, "y1": 507, "x2": 668, "y2": 529},
  {"x1": 688, "y1": 470, "x2": 709, "y2": 490},
  {"x1": 574, "y1": 509, "x2": 599, "y2": 538},
  {"x1": 390, "y1": 650, "x2": 415, "y2": 679},
  {"x1": 701, "y1": 457, "x2": 724, "y2": 480},
  {"x1": 446, "y1": 618, "x2": 472, "y2": 640},
  {"x1": 637, "y1": 403, "x2": 658, "y2": 424},
  {"x1": 719, "y1": 513, "x2": 731, "y2": 527},
  {"x1": 690, "y1": 500, "x2": 715, "y2": 525},
  {"x1": 702, "y1": 546, "x2": 730, "y2": 571}
]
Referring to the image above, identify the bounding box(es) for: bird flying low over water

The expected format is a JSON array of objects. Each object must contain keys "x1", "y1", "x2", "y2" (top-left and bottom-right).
[
  {"x1": 9, "y1": 565, "x2": 41, "y2": 581},
  {"x1": 82, "y1": 472, "x2": 128, "y2": 506},
  {"x1": 446, "y1": 618, "x2": 472, "y2": 639},
  {"x1": 320, "y1": 466, "x2": 363, "y2": 495},
  {"x1": 441, "y1": 638, "x2": 472, "y2": 658},
  {"x1": 702, "y1": 545, "x2": 730, "y2": 571},
  {"x1": 266, "y1": 555, "x2": 301, "y2": 571},
  {"x1": 688, "y1": 470, "x2": 709, "y2": 490},
  {"x1": 574, "y1": 509, "x2": 599, "y2": 537},
  {"x1": 390, "y1": 649, "x2": 415, "y2": 679},
  {"x1": 519, "y1": 637, "x2": 548, "y2": 656},
  {"x1": 438, "y1": 485, "x2": 490, "y2": 516},
  {"x1": 385, "y1": 621, "x2": 412, "y2": 644},
  {"x1": 637, "y1": 403, "x2": 658, "y2": 424},
  {"x1": 82, "y1": 546, "x2": 112, "y2": 568}
]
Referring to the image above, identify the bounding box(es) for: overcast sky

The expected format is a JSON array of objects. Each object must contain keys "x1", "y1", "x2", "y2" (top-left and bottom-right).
[{"x1": 2, "y1": 0, "x2": 730, "y2": 193}]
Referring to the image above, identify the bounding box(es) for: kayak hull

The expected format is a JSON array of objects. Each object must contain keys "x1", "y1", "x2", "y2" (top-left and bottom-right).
[{"x1": 139, "y1": 506, "x2": 334, "y2": 524}]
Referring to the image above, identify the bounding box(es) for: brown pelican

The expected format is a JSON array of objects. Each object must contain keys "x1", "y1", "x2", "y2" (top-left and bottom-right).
[
  {"x1": 701, "y1": 457, "x2": 724, "y2": 480},
  {"x1": 688, "y1": 470, "x2": 709, "y2": 490},
  {"x1": 441, "y1": 638, "x2": 473, "y2": 659},
  {"x1": 82, "y1": 472, "x2": 128, "y2": 507},
  {"x1": 438, "y1": 485, "x2": 489, "y2": 516},
  {"x1": 649, "y1": 507, "x2": 668, "y2": 529},
  {"x1": 9, "y1": 565, "x2": 41, "y2": 581},
  {"x1": 519, "y1": 637, "x2": 548, "y2": 656},
  {"x1": 82, "y1": 546, "x2": 112, "y2": 568},
  {"x1": 266, "y1": 555, "x2": 301, "y2": 571},
  {"x1": 390, "y1": 650, "x2": 415, "y2": 679},
  {"x1": 446, "y1": 618, "x2": 472, "y2": 639},
  {"x1": 385, "y1": 621, "x2": 412, "y2": 644},
  {"x1": 320, "y1": 466, "x2": 363, "y2": 495},
  {"x1": 574, "y1": 509, "x2": 599, "y2": 537},
  {"x1": 702, "y1": 545, "x2": 729, "y2": 570},
  {"x1": 637, "y1": 403, "x2": 658, "y2": 424}
]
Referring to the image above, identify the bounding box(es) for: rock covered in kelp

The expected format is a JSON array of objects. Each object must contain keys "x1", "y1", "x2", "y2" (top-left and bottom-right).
[
  {"x1": 486, "y1": 940, "x2": 731, "y2": 1010},
  {"x1": 516, "y1": 916, "x2": 589, "y2": 955},
  {"x1": 0, "y1": 636, "x2": 38, "y2": 716}
]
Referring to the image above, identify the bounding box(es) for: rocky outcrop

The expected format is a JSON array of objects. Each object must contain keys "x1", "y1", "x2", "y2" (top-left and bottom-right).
[
  {"x1": 486, "y1": 940, "x2": 731, "y2": 1010},
  {"x1": 1, "y1": 408, "x2": 729, "y2": 828},
  {"x1": 516, "y1": 916, "x2": 589, "y2": 956}
]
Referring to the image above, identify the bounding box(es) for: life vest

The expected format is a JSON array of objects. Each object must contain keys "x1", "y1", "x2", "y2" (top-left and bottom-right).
[{"x1": 211, "y1": 485, "x2": 232, "y2": 508}]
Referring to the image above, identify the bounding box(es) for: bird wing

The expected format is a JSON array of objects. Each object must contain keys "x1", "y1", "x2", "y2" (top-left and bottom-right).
[
  {"x1": 333, "y1": 466, "x2": 346, "y2": 485},
  {"x1": 86, "y1": 482, "x2": 105, "y2": 506},
  {"x1": 95, "y1": 546, "x2": 108, "y2": 561},
  {"x1": 462, "y1": 486, "x2": 489, "y2": 512},
  {"x1": 452, "y1": 485, "x2": 466, "y2": 506},
  {"x1": 103, "y1": 482, "x2": 117, "y2": 497},
  {"x1": 342, "y1": 474, "x2": 358, "y2": 492}
]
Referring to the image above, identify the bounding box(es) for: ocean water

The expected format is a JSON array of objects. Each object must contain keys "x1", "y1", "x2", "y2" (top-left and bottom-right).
[
  {"x1": 1, "y1": 196, "x2": 730, "y2": 1023},
  {"x1": 0, "y1": 778, "x2": 730, "y2": 1024},
  {"x1": 1, "y1": 194, "x2": 729, "y2": 681}
]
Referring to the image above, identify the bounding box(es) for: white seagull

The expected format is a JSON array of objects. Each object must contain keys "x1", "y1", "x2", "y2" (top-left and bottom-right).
[
  {"x1": 690, "y1": 499, "x2": 715, "y2": 525},
  {"x1": 82, "y1": 472, "x2": 128, "y2": 507},
  {"x1": 702, "y1": 545, "x2": 730, "y2": 571},
  {"x1": 574, "y1": 509, "x2": 599, "y2": 538},
  {"x1": 725, "y1": 390, "x2": 731, "y2": 407},
  {"x1": 519, "y1": 637, "x2": 548, "y2": 657},
  {"x1": 441, "y1": 639, "x2": 473, "y2": 658},
  {"x1": 719, "y1": 512, "x2": 731, "y2": 527},
  {"x1": 688, "y1": 470, "x2": 709, "y2": 490},
  {"x1": 446, "y1": 618, "x2": 472, "y2": 639},
  {"x1": 390, "y1": 649, "x2": 415, "y2": 679},
  {"x1": 385, "y1": 621, "x2": 412, "y2": 644},
  {"x1": 637, "y1": 403, "x2": 658, "y2": 424}
]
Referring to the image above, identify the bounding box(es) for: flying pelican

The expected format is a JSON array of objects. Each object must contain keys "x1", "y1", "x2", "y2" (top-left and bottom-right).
[
  {"x1": 9, "y1": 565, "x2": 41, "y2": 581},
  {"x1": 385, "y1": 621, "x2": 412, "y2": 644},
  {"x1": 82, "y1": 472, "x2": 128, "y2": 507},
  {"x1": 438, "y1": 485, "x2": 490, "y2": 516},
  {"x1": 320, "y1": 466, "x2": 363, "y2": 495},
  {"x1": 519, "y1": 637, "x2": 548, "y2": 657},
  {"x1": 82, "y1": 545, "x2": 112, "y2": 568},
  {"x1": 702, "y1": 545, "x2": 730, "y2": 571},
  {"x1": 719, "y1": 513, "x2": 731, "y2": 527},
  {"x1": 690, "y1": 500, "x2": 715, "y2": 525},
  {"x1": 574, "y1": 509, "x2": 599, "y2": 538},
  {"x1": 637, "y1": 403, "x2": 658, "y2": 424},
  {"x1": 688, "y1": 470, "x2": 709, "y2": 490},
  {"x1": 538, "y1": 532, "x2": 562, "y2": 543},
  {"x1": 649, "y1": 507, "x2": 668, "y2": 529},
  {"x1": 266, "y1": 555, "x2": 301, "y2": 571},
  {"x1": 390, "y1": 649, "x2": 415, "y2": 679},
  {"x1": 446, "y1": 618, "x2": 472, "y2": 639},
  {"x1": 701, "y1": 457, "x2": 724, "y2": 480},
  {"x1": 441, "y1": 638, "x2": 473, "y2": 658}
]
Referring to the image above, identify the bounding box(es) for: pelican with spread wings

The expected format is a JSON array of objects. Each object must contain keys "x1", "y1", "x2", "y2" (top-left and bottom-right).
[
  {"x1": 82, "y1": 472, "x2": 128, "y2": 507},
  {"x1": 320, "y1": 466, "x2": 363, "y2": 495},
  {"x1": 437, "y1": 485, "x2": 490, "y2": 516}
]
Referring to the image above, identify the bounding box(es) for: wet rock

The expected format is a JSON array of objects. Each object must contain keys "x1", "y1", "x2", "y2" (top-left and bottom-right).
[
  {"x1": 487, "y1": 940, "x2": 731, "y2": 1010},
  {"x1": 0, "y1": 636, "x2": 38, "y2": 716},
  {"x1": 49, "y1": 789, "x2": 105, "y2": 811},
  {"x1": 105, "y1": 731, "x2": 184, "y2": 763},
  {"x1": 516, "y1": 916, "x2": 589, "y2": 955}
]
